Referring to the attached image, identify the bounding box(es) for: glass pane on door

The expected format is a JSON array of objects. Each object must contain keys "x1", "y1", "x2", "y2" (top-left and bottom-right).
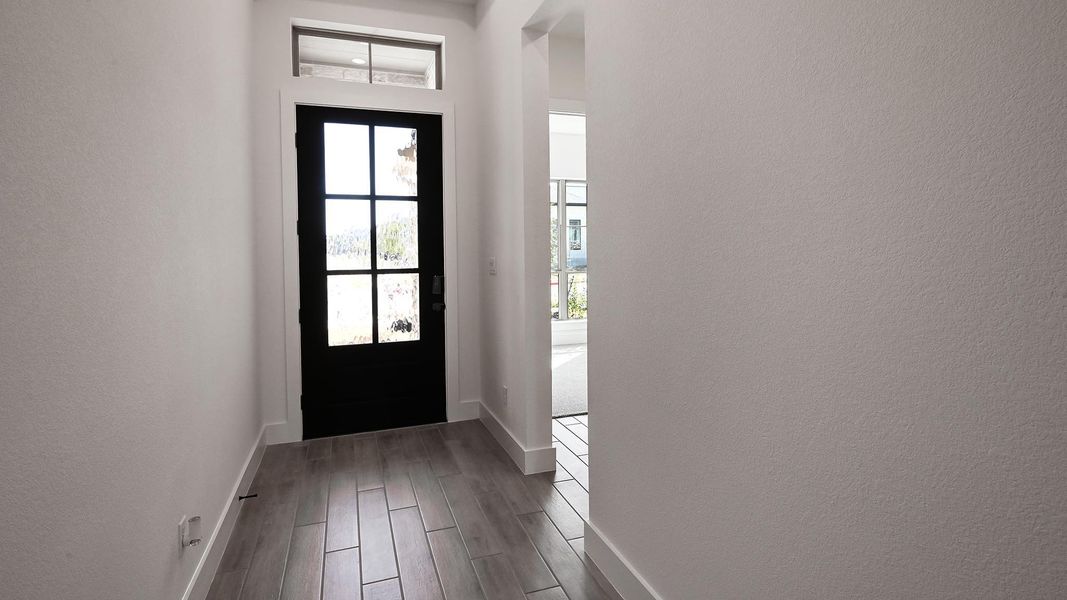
[
  {"x1": 376, "y1": 200, "x2": 419, "y2": 269},
  {"x1": 567, "y1": 272, "x2": 587, "y2": 319},
  {"x1": 328, "y1": 275, "x2": 373, "y2": 346},
  {"x1": 325, "y1": 199, "x2": 371, "y2": 270},
  {"x1": 550, "y1": 273, "x2": 560, "y2": 320},
  {"x1": 565, "y1": 181, "x2": 586, "y2": 205},
  {"x1": 324, "y1": 123, "x2": 370, "y2": 195},
  {"x1": 566, "y1": 205, "x2": 587, "y2": 271},
  {"x1": 378, "y1": 273, "x2": 420, "y2": 342},
  {"x1": 374, "y1": 126, "x2": 418, "y2": 196},
  {"x1": 550, "y1": 204, "x2": 559, "y2": 271}
]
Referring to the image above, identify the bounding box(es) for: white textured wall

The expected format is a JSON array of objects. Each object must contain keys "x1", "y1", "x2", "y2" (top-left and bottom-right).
[
  {"x1": 0, "y1": 1, "x2": 259, "y2": 598},
  {"x1": 549, "y1": 34, "x2": 585, "y2": 103},
  {"x1": 252, "y1": 0, "x2": 483, "y2": 431},
  {"x1": 475, "y1": 0, "x2": 566, "y2": 452},
  {"x1": 587, "y1": 1, "x2": 1067, "y2": 598}
]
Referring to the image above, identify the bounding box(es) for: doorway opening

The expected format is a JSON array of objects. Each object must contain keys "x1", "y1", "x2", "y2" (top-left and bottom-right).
[
  {"x1": 547, "y1": 15, "x2": 588, "y2": 447},
  {"x1": 550, "y1": 166, "x2": 587, "y2": 418}
]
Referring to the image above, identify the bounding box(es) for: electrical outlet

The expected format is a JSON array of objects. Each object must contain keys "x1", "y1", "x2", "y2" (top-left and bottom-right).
[
  {"x1": 488, "y1": 256, "x2": 497, "y2": 275},
  {"x1": 179, "y1": 515, "x2": 202, "y2": 550},
  {"x1": 502, "y1": 385, "x2": 508, "y2": 405},
  {"x1": 178, "y1": 515, "x2": 188, "y2": 550}
]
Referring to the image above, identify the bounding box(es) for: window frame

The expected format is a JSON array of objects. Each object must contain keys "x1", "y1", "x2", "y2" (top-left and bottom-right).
[
  {"x1": 551, "y1": 178, "x2": 587, "y2": 321},
  {"x1": 292, "y1": 26, "x2": 443, "y2": 90}
]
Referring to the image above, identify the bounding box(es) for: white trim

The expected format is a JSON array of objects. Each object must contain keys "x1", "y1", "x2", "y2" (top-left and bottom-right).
[
  {"x1": 519, "y1": 25, "x2": 556, "y2": 468},
  {"x1": 452, "y1": 398, "x2": 482, "y2": 422},
  {"x1": 584, "y1": 521, "x2": 665, "y2": 600},
  {"x1": 263, "y1": 421, "x2": 291, "y2": 445},
  {"x1": 479, "y1": 402, "x2": 556, "y2": 474},
  {"x1": 277, "y1": 84, "x2": 463, "y2": 443},
  {"x1": 579, "y1": 550, "x2": 625, "y2": 600},
  {"x1": 182, "y1": 426, "x2": 267, "y2": 600},
  {"x1": 291, "y1": 17, "x2": 446, "y2": 45}
]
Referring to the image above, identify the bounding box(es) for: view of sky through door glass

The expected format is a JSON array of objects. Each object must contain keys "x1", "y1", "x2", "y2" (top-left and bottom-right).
[
  {"x1": 324, "y1": 123, "x2": 370, "y2": 195},
  {"x1": 374, "y1": 126, "x2": 418, "y2": 196}
]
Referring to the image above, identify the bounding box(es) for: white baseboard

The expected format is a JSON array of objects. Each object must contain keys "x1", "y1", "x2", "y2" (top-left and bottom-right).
[
  {"x1": 584, "y1": 521, "x2": 664, "y2": 600},
  {"x1": 264, "y1": 420, "x2": 296, "y2": 445},
  {"x1": 478, "y1": 402, "x2": 556, "y2": 475},
  {"x1": 182, "y1": 426, "x2": 267, "y2": 600},
  {"x1": 450, "y1": 398, "x2": 482, "y2": 422}
]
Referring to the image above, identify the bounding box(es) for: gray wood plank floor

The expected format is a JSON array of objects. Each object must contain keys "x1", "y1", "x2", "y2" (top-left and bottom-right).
[{"x1": 208, "y1": 416, "x2": 598, "y2": 600}]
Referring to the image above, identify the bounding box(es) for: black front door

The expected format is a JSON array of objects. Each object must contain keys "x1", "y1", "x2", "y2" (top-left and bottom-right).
[{"x1": 296, "y1": 105, "x2": 445, "y2": 439}]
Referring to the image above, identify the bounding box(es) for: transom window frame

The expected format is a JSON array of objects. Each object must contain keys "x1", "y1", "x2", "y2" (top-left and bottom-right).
[{"x1": 292, "y1": 26, "x2": 443, "y2": 90}]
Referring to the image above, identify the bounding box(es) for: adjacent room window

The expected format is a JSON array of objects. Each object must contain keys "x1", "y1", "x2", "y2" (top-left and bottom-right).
[
  {"x1": 293, "y1": 27, "x2": 441, "y2": 90},
  {"x1": 550, "y1": 180, "x2": 587, "y2": 320}
]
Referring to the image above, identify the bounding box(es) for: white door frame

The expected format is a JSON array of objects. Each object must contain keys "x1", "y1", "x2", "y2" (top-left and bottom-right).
[{"x1": 273, "y1": 85, "x2": 463, "y2": 443}]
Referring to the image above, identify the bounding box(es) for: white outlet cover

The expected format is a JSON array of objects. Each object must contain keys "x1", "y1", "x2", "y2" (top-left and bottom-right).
[
  {"x1": 178, "y1": 514, "x2": 202, "y2": 549},
  {"x1": 178, "y1": 515, "x2": 189, "y2": 549}
]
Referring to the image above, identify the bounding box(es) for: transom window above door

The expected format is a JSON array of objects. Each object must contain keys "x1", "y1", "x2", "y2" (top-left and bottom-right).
[{"x1": 293, "y1": 26, "x2": 442, "y2": 90}]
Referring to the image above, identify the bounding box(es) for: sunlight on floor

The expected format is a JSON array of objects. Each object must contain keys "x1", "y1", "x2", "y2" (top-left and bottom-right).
[{"x1": 552, "y1": 344, "x2": 587, "y2": 416}]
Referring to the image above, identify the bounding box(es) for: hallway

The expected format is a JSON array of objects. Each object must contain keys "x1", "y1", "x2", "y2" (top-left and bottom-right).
[{"x1": 207, "y1": 420, "x2": 603, "y2": 600}]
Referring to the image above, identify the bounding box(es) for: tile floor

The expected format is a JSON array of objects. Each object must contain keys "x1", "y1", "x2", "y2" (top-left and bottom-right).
[{"x1": 206, "y1": 416, "x2": 598, "y2": 600}]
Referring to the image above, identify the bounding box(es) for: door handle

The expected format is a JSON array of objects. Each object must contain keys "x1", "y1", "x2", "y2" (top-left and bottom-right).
[{"x1": 432, "y1": 302, "x2": 446, "y2": 312}]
